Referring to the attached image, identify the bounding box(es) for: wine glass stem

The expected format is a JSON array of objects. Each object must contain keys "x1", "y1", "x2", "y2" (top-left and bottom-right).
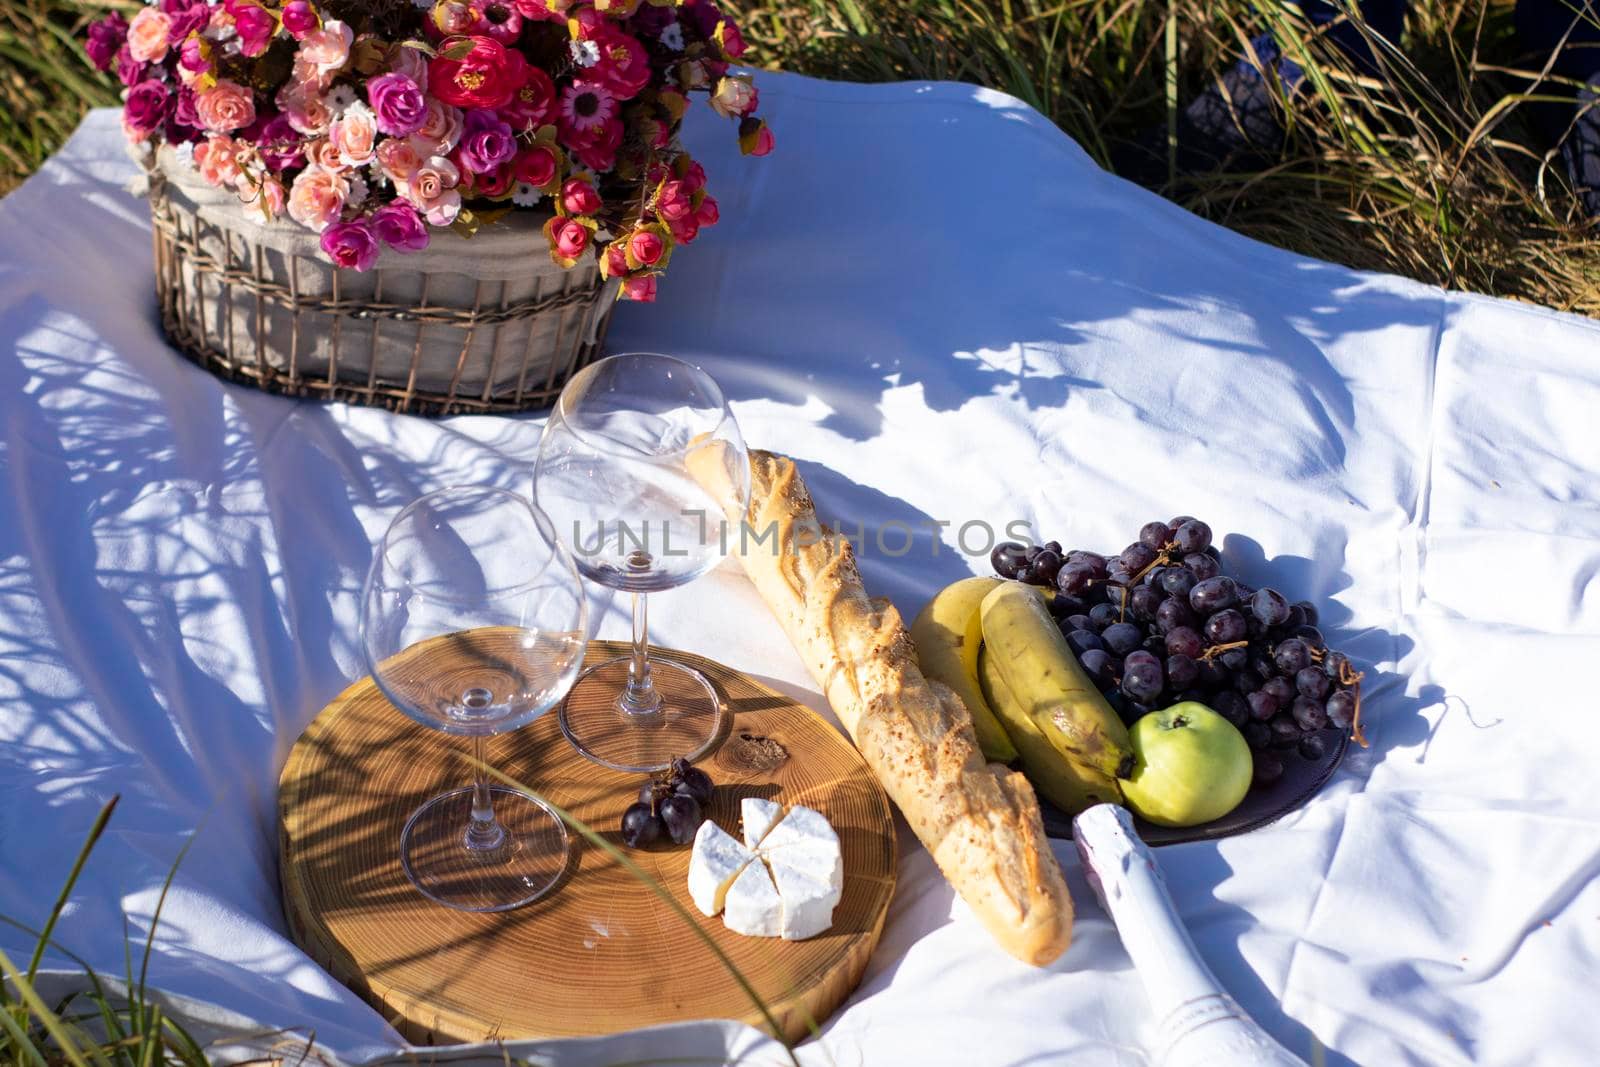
[
  {"x1": 465, "y1": 734, "x2": 505, "y2": 852},
  {"x1": 619, "y1": 590, "x2": 664, "y2": 717}
]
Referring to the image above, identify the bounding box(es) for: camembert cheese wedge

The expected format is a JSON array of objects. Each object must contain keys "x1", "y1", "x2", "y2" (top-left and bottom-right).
[{"x1": 689, "y1": 801, "x2": 845, "y2": 941}]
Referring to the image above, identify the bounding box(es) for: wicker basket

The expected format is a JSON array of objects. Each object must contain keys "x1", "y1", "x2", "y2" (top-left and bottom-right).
[{"x1": 146, "y1": 148, "x2": 617, "y2": 415}]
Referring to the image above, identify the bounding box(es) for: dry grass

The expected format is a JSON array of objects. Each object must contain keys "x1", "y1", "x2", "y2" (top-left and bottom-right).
[{"x1": 3, "y1": 0, "x2": 1599, "y2": 313}]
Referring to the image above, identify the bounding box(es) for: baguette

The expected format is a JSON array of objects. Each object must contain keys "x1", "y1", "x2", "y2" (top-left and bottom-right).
[{"x1": 690, "y1": 448, "x2": 1072, "y2": 966}]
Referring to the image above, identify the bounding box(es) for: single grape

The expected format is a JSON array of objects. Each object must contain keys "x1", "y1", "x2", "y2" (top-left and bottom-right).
[
  {"x1": 1166, "y1": 653, "x2": 1199, "y2": 690},
  {"x1": 1220, "y1": 648, "x2": 1250, "y2": 672},
  {"x1": 1203, "y1": 545, "x2": 1222, "y2": 560},
  {"x1": 1089, "y1": 603, "x2": 1119, "y2": 631},
  {"x1": 1243, "y1": 721, "x2": 1272, "y2": 750},
  {"x1": 1247, "y1": 690, "x2": 1279, "y2": 721},
  {"x1": 1322, "y1": 651, "x2": 1351, "y2": 680},
  {"x1": 658, "y1": 793, "x2": 704, "y2": 845},
  {"x1": 1031, "y1": 549, "x2": 1063, "y2": 584},
  {"x1": 1269, "y1": 714, "x2": 1301, "y2": 746},
  {"x1": 1273, "y1": 638, "x2": 1311, "y2": 674},
  {"x1": 1291, "y1": 695, "x2": 1328, "y2": 731},
  {"x1": 638, "y1": 779, "x2": 661, "y2": 805},
  {"x1": 1079, "y1": 648, "x2": 1114, "y2": 683},
  {"x1": 1120, "y1": 543, "x2": 1157, "y2": 573},
  {"x1": 1253, "y1": 753, "x2": 1285, "y2": 786},
  {"x1": 1140, "y1": 521, "x2": 1173, "y2": 549},
  {"x1": 1298, "y1": 733, "x2": 1329, "y2": 761},
  {"x1": 1103, "y1": 622, "x2": 1144, "y2": 655},
  {"x1": 1204, "y1": 608, "x2": 1248, "y2": 645},
  {"x1": 1168, "y1": 514, "x2": 1198, "y2": 529},
  {"x1": 1056, "y1": 563, "x2": 1095, "y2": 597},
  {"x1": 1250, "y1": 588, "x2": 1291, "y2": 627},
  {"x1": 1024, "y1": 543, "x2": 1043, "y2": 563},
  {"x1": 1121, "y1": 651, "x2": 1164, "y2": 704},
  {"x1": 1106, "y1": 561, "x2": 1133, "y2": 586},
  {"x1": 1295, "y1": 601, "x2": 1319, "y2": 626},
  {"x1": 1184, "y1": 553, "x2": 1220, "y2": 581},
  {"x1": 1165, "y1": 626, "x2": 1204, "y2": 659},
  {"x1": 1042, "y1": 540, "x2": 1063, "y2": 556},
  {"x1": 674, "y1": 763, "x2": 715, "y2": 806},
  {"x1": 1064, "y1": 614, "x2": 1092, "y2": 632},
  {"x1": 1143, "y1": 565, "x2": 1169, "y2": 588},
  {"x1": 1261, "y1": 676, "x2": 1296, "y2": 705},
  {"x1": 1189, "y1": 575, "x2": 1239, "y2": 615},
  {"x1": 1295, "y1": 667, "x2": 1331, "y2": 700},
  {"x1": 1069, "y1": 551, "x2": 1108, "y2": 577},
  {"x1": 1233, "y1": 670, "x2": 1261, "y2": 696},
  {"x1": 1210, "y1": 690, "x2": 1249, "y2": 727},
  {"x1": 1172, "y1": 519, "x2": 1213, "y2": 554},
  {"x1": 1129, "y1": 585, "x2": 1164, "y2": 622},
  {"x1": 991, "y1": 541, "x2": 1027, "y2": 578},
  {"x1": 1155, "y1": 597, "x2": 1198, "y2": 634},
  {"x1": 1161, "y1": 567, "x2": 1198, "y2": 599},
  {"x1": 1294, "y1": 625, "x2": 1326, "y2": 651},
  {"x1": 1284, "y1": 604, "x2": 1307, "y2": 630},
  {"x1": 1066, "y1": 629, "x2": 1104, "y2": 655},
  {"x1": 620, "y1": 802, "x2": 664, "y2": 848},
  {"x1": 1326, "y1": 690, "x2": 1356, "y2": 728}
]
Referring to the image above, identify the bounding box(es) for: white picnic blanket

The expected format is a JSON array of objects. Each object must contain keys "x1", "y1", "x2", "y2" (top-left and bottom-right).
[{"x1": 2, "y1": 74, "x2": 1598, "y2": 1067}]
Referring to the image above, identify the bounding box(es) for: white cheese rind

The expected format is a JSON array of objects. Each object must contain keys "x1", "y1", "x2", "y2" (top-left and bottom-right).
[
  {"x1": 687, "y1": 820, "x2": 755, "y2": 917},
  {"x1": 765, "y1": 851, "x2": 843, "y2": 940},
  {"x1": 741, "y1": 797, "x2": 785, "y2": 850},
  {"x1": 722, "y1": 858, "x2": 783, "y2": 937}
]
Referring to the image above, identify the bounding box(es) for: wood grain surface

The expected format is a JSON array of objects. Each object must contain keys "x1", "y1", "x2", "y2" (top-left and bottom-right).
[{"x1": 278, "y1": 638, "x2": 896, "y2": 1046}]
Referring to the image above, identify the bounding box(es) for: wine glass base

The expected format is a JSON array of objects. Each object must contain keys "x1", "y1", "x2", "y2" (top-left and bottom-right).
[
  {"x1": 558, "y1": 654, "x2": 725, "y2": 773},
  {"x1": 400, "y1": 785, "x2": 570, "y2": 912}
]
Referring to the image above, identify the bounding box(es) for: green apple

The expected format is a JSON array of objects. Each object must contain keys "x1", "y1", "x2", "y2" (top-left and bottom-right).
[{"x1": 1120, "y1": 702, "x2": 1253, "y2": 827}]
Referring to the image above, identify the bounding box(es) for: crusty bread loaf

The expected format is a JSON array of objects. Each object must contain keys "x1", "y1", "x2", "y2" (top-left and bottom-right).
[{"x1": 691, "y1": 448, "x2": 1072, "y2": 966}]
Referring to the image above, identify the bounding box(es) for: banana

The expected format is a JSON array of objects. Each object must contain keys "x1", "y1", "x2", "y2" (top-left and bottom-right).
[
  {"x1": 980, "y1": 581, "x2": 1135, "y2": 780},
  {"x1": 910, "y1": 576, "x2": 1019, "y2": 763},
  {"x1": 978, "y1": 646, "x2": 1123, "y2": 815}
]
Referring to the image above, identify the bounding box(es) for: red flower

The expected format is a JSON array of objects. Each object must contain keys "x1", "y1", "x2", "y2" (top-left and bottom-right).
[
  {"x1": 428, "y1": 36, "x2": 528, "y2": 110},
  {"x1": 512, "y1": 144, "x2": 558, "y2": 187},
  {"x1": 499, "y1": 65, "x2": 555, "y2": 131}
]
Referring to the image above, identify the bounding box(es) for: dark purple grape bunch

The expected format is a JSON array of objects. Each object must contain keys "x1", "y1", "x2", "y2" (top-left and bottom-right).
[
  {"x1": 990, "y1": 516, "x2": 1366, "y2": 792},
  {"x1": 620, "y1": 757, "x2": 716, "y2": 848}
]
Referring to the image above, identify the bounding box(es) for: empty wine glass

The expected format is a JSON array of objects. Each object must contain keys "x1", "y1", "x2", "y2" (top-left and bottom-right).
[
  {"x1": 533, "y1": 353, "x2": 750, "y2": 773},
  {"x1": 359, "y1": 486, "x2": 588, "y2": 912}
]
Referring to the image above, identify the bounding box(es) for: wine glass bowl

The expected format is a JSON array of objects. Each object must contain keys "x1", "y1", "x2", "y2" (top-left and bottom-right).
[
  {"x1": 360, "y1": 486, "x2": 587, "y2": 912},
  {"x1": 534, "y1": 353, "x2": 751, "y2": 773}
]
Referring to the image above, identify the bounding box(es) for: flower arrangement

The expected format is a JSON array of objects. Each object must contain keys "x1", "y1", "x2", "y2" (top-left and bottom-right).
[{"x1": 84, "y1": 0, "x2": 772, "y2": 302}]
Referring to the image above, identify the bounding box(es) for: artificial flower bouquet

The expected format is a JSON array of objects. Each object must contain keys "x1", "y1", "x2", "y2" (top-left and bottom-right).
[{"x1": 84, "y1": 0, "x2": 773, "y2": 303}]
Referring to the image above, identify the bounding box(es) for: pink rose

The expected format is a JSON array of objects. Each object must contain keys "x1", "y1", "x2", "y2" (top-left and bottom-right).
[
  {"x1": 367, "y1": 72, "x2": 426, "y2": 136},
  {"x1": 369, "y1": 202, "x2": 430, "y2": 252},
  {"x1": 280, "y1": 0, "x2": 318, "y2": 39},
  {"x1": 330, "y1": 101, "x2": 378, "y2": 166},
  {"x1": 297, "y1": 19, "x2": 352, "y2": 79},
  {"x1": 710, "y1": 77, "x2": 757, "y2": 119},
  {"x1": 126, "y1": 8, "x2": 172, "y2": 64},
  {"x1": 511, "y1": 144, "x2": 557, "y2": 187},
  {"x1": 551, "y1": 217, "x2": 590, "y2": 260},
  {"x1": 320, "y1": 220, "x2": 379, "y2": 271},
  {"x1": 715, "y1": 19, "x2": 747, "y2": 59},
  {"x1": 628, "y1": 230, "x2": 664, "y2": 266},
  {"x1": 655, "y1": 179, "x2": 693, "y2": 222},
  {"x1": 242, "y1": 174, "x2": 286, "y2": 221},
  {"x1": 288, "y1": 164, "x2": 348, "y2": 231},
  {"x1": 695, "y1": 195, "x2": 719, "y2": 227},
  {"x1": 682, "y1": 160, "x2": 707, "y2": 191},
  {"x1": 195, "y1": 80, "x2": 257, "y2": 133},
  {"x1": 499, "y1": 65, "x2": 554, "y2": 131},
  {"x1": 276, "y1": 82, "x2": 331, "y2": 135},
  {"x1": 407, "y1": 155, "x2": 462, "y2": 226},
  {"x1": 667, "y1": 211, "x2": 699, "y2": 244},
  {"x1": 195, "y1": 135, "x2": 244, "y2": 188},
  {"x1": 621, "y1": 274, "x2": 657, "y2": 302},
  {"x1": 376, "y1": 137, "x2": 422, "y2": 183},
  {"x1": 228, "y1": 0, "x2": 275, "y2": 58},
  {"x1": 560, "y1": 177, "x2": 600, "y2": 217},
  {"x1": 603, "y1": 242, "x2": 628, "y2": 277},
  {"x1": 304, "y1": 137, "x2": 345, "y2": 171},
  {"x1": 409, "y1": 97, "x2": 463, "y2": 155},
  {"x1": 747, "y1": 122, "x2": 775, "y2": 157}
]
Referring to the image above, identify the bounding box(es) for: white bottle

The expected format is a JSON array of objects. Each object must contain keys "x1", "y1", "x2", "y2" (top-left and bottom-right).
[{"x1": 1072, "y1": 804, "x2": 1306, "y2": 1067}]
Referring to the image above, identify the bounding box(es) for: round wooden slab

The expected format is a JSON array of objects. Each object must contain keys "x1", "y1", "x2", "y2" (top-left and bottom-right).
[{"x1": 278, "y1": 639, "x2": 896, "y2": 1047}]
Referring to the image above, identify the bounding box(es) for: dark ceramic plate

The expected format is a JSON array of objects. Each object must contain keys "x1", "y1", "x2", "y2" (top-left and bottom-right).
[{"x1": 1037, "y1": 726, "x2": 1350, "y2": 845}]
